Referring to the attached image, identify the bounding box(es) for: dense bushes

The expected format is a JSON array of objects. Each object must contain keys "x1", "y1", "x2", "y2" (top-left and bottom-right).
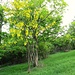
[
  {"x1": 38, "y1": 42, "x2": 54, "y2": 59},
  {"x1": 1, "y1": 34, "x2": 74, "y2": 65},
  {"x1": 0, "y1": 41, "x2": 54, "y2": 65},
  {"x1": 0, "y1": 46, "x2": 27, "y2": 65},
  {"x1": 0, "y1": 34, "x2": 74, "y2": 66}
]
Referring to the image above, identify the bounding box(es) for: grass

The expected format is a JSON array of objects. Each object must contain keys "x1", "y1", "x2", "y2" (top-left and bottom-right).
[{"x1": 0, "y1": 50, "x2": 75, "y2": 75}]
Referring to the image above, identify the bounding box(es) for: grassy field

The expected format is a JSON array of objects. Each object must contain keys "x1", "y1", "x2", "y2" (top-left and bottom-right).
[{"x1": 0, "y1": 50, "x2": 75, "y2": 75}]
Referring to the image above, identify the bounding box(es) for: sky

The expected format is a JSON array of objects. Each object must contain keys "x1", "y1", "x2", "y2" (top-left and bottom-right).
[
  {"x1": 1, "y1": 0, "x2": 75, "y2": 32},
  {"x1": 62, "y1": 0, "x2": 75, "y2": 26}
]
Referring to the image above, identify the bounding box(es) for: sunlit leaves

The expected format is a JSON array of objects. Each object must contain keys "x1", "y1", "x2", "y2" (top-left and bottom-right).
[
  {"x1": 4, "y1": 0, "x2": 67, "y2": 46},
  {"x1": 24, "y1": 39, "x2": 28, "y2": 46},
  {"x1": 31, "y1": 0, "x2": 45, "y2": 7}
]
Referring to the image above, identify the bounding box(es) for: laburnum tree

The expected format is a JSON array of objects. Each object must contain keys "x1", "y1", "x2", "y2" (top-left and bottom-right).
[{"x1": 4, "y1": 0, "x2": 67, "y2": 72}]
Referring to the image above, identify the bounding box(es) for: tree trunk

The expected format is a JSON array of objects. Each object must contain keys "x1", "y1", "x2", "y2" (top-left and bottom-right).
[
  {"x1": 33, "y1": 39, "x2": 38, "y2": 67},
  {"x1": 34, "y1": 50, "x2": 38, "y2": 67},
  {"x1": 28, "y1": 43, "x2": 31, "y2": 73},
  {"x1": 27, "y1": 38, "x2": 38, "y2": 72}
]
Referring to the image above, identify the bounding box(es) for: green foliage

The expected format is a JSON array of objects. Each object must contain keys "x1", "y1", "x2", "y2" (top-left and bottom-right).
[
  {"x1": 67, "y1": 21, "x2": 75, "y2": 49},
  {"x1": 53, "y1": 34, "x2": 72, "y2": 52},
  {"x1": 31, "y1": 0, "x2": 44, "y2": 7},
  {"x1": 0, "y1": 4, "x2": 4, "y2": 22},
  {"x1": 0, "y1": 46, "x2": 27, "y2": 65},
  {"x1": 0, "y1": 4, "x2": 4, "y2": 45},
  {"x1": 0, "y1": 50, "x2": 6, "y2": 60},
  {"x1": 38, "y1": 42, "x2": 54, "y2": 58}
]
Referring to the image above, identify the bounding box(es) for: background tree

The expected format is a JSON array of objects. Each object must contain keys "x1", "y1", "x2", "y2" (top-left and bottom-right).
[
  {"x1": 0, "y1": 4, "x2": 4, "y2": 45},
  {"x1": 67, "y1": 21, "x2": 75, "y2": 49}
]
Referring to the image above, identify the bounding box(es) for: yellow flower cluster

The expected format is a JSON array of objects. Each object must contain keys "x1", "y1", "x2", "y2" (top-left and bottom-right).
[
  {"x1": 12, "y1": 0, "x2": 29, "y2": 9},
  {"x1": 11, "y1": 34, "x2": 14, "y2": 37},
  {"x1": 24, "y1": 39, "x2": 28, "y2": 46},
  {"x1": 52, "y1": 21, "x2": 56, "y2": 25},
  {"x1": 26, "y1": 13, "x2": 30, "y2": 18},
  {"x1": 33, "y1": 24, "x2": 38, "y2": 29},
  {"x1": 12, "y1": 0, "x2": 20, "y2": 9},
  {"x1": 25, "y1": 29, "x2": 29, "y2": 36},
  {"x1": 23, "y1": 9, "x2": 31, "y2": 18},
  {"x1": 46, "y1": 21, "x2": 56, "y2": 29},
  {"x1": 34, "y1": 10, "x2": 39, "y2": 20},
  {"x1": 17, "y1": 33, "x2": 21, "y2": 37},
  {"x1": 35, "y1": 32, "x2": 38, "y2": 38},
  {"x1": 10, "y1": 28, "x2": 16, "y2": 33},
  {"x1": 16, "y1": 22, "x2": 24, "y2": 28},
  {"x1": 30, "y1": 20, "x2": 38, "y2": 29},
  {"x1": 14, "y1": 41, "x2": 17, "y2": 44}
]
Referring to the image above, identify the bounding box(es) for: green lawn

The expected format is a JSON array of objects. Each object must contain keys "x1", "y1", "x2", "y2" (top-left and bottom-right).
[{"x1": 0, "y1": 50, "x2": 75, "y2": 75}]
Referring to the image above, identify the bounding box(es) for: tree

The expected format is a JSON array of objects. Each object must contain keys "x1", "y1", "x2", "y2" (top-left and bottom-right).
[
  {"x1": 0, "y1": 4, "x2": 4, "y2": 45},
  {"x1": 4, "y1": 0, "x2": 67, "y2": 72},
  {"x1": 67, "y1": 21, "x2": 75, "y2": 49}
]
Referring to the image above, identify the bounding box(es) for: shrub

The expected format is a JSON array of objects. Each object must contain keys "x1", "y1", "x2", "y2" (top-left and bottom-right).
[
  {"x1": 38, "y1": 42, "x2": 54, "y2": 59},
  {"x1": 0, "y1": 46, "x2": 27, "y2": 65}
]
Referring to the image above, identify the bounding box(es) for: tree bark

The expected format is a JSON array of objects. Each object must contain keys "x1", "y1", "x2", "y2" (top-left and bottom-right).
[
  {"x1": 33, "y1": 39, "x2": 38, "y2": 67},
  {"x1": 34, "y1": 50, "x2": 38, "y2": 67},
  {"x1": 27, "y1": 38, "x2": 38, "y2": 72},
  {"x1": 28, "y1": 43, "x2": 31, "y2": 73}
]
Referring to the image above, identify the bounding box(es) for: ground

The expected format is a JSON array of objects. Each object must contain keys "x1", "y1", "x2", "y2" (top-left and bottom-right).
[{"x1": 0, "y1": 50, "x2": 75, "y2": 75}]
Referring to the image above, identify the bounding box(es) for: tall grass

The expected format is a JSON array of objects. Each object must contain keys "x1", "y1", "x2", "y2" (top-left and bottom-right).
[{"x1": 0, "y1": 50, "x2": 75, "y2": 75}]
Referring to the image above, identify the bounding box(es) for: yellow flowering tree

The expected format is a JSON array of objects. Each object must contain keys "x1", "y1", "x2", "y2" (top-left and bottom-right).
[{"x1": 4, "y1": 0, "x2": 67, "y2": 72}]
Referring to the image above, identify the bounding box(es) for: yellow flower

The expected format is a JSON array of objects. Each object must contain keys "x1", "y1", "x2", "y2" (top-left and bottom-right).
[
  {"x1": 35, "y1": 11, "x2": 39, "y2": 15},
  {"x1": 24, "y1": 42, "x2": 27, "y2": 46},
  {"x1": 26, "y1": 29, "x2": 28, "y2": 36},
  {"x1": 22, "y1": 28, "x2": 24, "y2": 30},
  {"x1": 34, "y1": 11, "x2": 39, "y2": 20},
  {"x1": 17, "y1": 33, "x2": 20, "y2": 37},
  {"x1": 52, "y1": 21, "x2": 56, "y2": 25},
  {"x1": 27, "y1": 9, "x2": 32, "y2": 13},
  {"x1": 33, "y1": 24, "x2": 38, "y2": 29},
  {"x1": 10, "y1": 28, "x2": 13, "y2": 33},
  {"x1": 35, "y1": 32, "x2": 38, "y2": 37},
  {"x1": 20, "y1": 22, "x2": 24, "y2": 27},
  {"x1": 16, "y1": 22, "x2": 24, "y2": 28},
  {"x1": 26, "y1": 13, "x2": 30, "y2": 18},
  {"x1": 24, "y1": 39, "x2": 28, "y2": 46},
  {"x1": 11, "y1": 34, "x2": 14, "y2": 37},
  {"x1": 14, "y1": 41, "x2": 17, "y2": 44}
]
